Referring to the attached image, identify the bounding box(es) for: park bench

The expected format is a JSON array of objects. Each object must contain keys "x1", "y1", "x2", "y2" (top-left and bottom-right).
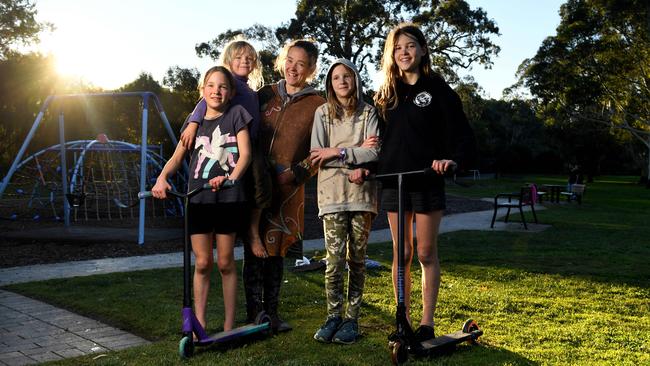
[{"x1": 560, "y1": 183, "x2": 586, "y2": 204}]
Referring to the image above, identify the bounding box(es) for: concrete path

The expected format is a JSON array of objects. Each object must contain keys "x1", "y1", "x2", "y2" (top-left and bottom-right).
[
  {"x1": 0, "y1": 208, "x2": 547, "y2": 286},
  {"x1": 0, "y1": 291, "x2": 148, "y2": 365},
  {"x1": 0, "y1": 206, "x2": 548, "y2": 365}
]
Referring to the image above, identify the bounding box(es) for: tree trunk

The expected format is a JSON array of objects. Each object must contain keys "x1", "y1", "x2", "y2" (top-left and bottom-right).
[{"x1": 646, "y1": 140, "x2": 650, "y2": 188}]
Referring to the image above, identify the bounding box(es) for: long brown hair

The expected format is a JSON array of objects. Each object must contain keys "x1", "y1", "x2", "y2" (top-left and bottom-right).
[
  {"x1": 199, "y1": 66, "x2": 236, "y2": 103},
  {"x1": 326, "y1": 63, "x2": 358, "y2": 122},
  {"x1": 374, "y1": 23, "x2": 432, "y2": 120}
]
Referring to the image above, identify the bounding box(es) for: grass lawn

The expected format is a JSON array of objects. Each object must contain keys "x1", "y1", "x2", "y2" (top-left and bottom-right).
[{"x1": 5, "y1": 175, "x2": 649, "y2": 365}]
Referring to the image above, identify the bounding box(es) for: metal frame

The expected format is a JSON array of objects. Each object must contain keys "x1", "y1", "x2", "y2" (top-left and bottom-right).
[{"x1": 0, "y1": 91, "x2": 179, "y2": 244}]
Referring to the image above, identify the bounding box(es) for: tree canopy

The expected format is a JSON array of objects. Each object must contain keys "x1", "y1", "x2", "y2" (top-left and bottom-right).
[
  {"x1": 0, "y1": 0, "x2": 52, "y2": 60},
  {"x1": 195, "y1": 0, "x2": 500, "y2": 85},
  {"x1": 516, "y1": 0, "x2": 650, "y2": 181}
]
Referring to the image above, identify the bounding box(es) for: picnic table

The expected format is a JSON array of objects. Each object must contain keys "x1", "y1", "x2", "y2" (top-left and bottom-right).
[{"x1": 540, "y1": 184, "x2": 564, "y2": 203}]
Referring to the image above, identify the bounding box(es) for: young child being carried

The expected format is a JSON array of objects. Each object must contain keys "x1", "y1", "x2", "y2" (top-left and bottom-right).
[
  {"x1": 309, "y1": 59, "x2": 380, "y2": 344},
  {"x1": 152, "y1": 66, "x2": 252, "y2": 333},
  {"x1": 179, "y1": 39, "x2": 270, "y2": 263}
]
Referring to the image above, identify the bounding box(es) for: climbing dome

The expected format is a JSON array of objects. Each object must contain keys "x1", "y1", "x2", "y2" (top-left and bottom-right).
[
  {"x1": 0, "y1": 92, "x2": 182, "y2": 244},
  {"x1": 0, "y1": 134, "x2": 184, "y2": 222}
]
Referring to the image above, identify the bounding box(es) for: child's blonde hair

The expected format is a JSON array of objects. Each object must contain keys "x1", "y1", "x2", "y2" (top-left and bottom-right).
[
  {"x1": 274, "y1": 39, "x2": 319, "y2": 83},
  {"x1": 374, "y1": 23, "x2": 433, "y2": 120},
  {"x1": 326, "y1": 63, "x2": 358, "y2": 122},
  {"x1": 219, "y1": 38, "x2": 264, "y2": 90}
]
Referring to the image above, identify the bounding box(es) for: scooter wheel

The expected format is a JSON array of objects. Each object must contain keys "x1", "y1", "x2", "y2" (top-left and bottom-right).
[
  {"x1": 178, "y1": 336, "x2": 194, "y2": 359},
  {"x1": 462, "y1": 319, "x2": 480, "y2": 344},
  {"x1": 254, "y1": 311, "x2": 271, "y2": 325},
  {"x1": 255, "y1": 311, "x2": 273, "y2": 336},
  {"x1": 389, "y1": 340, "x2": 408, "y2": 365}
]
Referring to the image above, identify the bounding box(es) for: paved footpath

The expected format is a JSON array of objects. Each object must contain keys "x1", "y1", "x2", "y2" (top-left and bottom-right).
[
  {"x1": 0, "y1": 291, "x2": 148, "y2": 365},
  {"x1": 0, "y1": 207, "x2": 547, "y2": 365}
]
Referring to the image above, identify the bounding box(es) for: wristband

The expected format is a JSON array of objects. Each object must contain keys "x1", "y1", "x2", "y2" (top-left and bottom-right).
[{"x1": 339, "y1": 148, "x2": 346, "y2": 162}]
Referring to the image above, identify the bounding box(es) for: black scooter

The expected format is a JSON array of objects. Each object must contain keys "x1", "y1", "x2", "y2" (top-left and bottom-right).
[{"x1": 373, "y1": 168, "x2": 483, "y2": 365}]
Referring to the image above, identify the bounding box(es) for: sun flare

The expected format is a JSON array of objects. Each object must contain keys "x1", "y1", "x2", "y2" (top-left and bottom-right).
[{"x1": 41, "y1": 29, "x2": 134, "y2": 90}]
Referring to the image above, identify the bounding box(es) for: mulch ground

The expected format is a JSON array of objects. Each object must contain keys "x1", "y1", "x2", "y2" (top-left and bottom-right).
[{"x1": 0, "y1": 187, "x2": 492, "y2": 268}]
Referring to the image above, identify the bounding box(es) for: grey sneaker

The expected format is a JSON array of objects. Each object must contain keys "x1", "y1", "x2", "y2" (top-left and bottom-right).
[
  {"x1": 313, "y1": 316, "x2": 342, "y2": 343},
  {"x1": 332, "y1": 319, "x2": 359, "y2": 344}
]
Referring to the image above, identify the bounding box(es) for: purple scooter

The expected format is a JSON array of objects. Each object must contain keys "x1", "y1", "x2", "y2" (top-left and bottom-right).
[{"x1": 120, "y1": 181, "x2": 272, "y2": 358}]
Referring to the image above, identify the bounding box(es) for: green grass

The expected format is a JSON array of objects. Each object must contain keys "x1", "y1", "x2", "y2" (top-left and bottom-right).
[{"x1": 5, "y1": 175, "x2": 650, "y2": 365}]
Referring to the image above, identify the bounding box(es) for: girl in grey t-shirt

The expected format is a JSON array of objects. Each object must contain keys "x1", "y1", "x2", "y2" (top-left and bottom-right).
[{"x1": 152, "y1": 66, "x2": 252, "y2": 335}]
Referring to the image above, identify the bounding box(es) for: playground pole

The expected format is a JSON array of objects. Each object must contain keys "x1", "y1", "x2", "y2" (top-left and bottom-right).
[
  {"x1": 58, "y1": 110, "x2": 70, "y2": 227},
  {"x1": 151, "y1": 94, "x2": 188, "y2": 175},
  {"x1": 138, "y1": 95, "x2": 150, "y2": 245},
  {"x1": 0, "y1": 96, "x2": 54, "y2": 199}
]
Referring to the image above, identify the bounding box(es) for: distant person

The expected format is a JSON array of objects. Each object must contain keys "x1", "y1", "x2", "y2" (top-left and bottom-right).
[
  {"x1": 374, "y1": 23, "x2": 477, "y2": 342},
  {"x1": 310, "y1": 59, "x2": 380, "y2": 344},
  {"x1": 152, "y1": 66, "x2": 252, "y2": 333},
  {"x1": 247, "y1": 39, "x2": 326, "y2": 331},
  {"x1": 567, "y1": 164, "x2": 583, "y2": 192}
]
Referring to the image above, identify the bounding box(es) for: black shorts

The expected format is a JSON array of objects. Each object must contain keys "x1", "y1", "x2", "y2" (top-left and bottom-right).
[
  {"x1": 187, "y1": 203, "x2": 249, "y2": 235},
  {"x1": 381, "y1": 187, "x2": 446, "y2": 213}
]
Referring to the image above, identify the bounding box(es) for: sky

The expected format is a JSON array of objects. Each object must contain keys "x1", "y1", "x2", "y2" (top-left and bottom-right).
[{"x1": 31, "y1": 0, "x2": 566, "y2": 99}]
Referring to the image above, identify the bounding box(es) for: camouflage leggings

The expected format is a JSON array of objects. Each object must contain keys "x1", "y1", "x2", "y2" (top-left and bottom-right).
[{"x1": 322, "y1": 211, "x2": 372, "y2": 320}]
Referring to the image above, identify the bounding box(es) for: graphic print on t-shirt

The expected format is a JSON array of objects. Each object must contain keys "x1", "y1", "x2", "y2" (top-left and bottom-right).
[
  {"x1": 193, "y1": 124, "x2": 237, "y2": 179},
  {"x1": 413, "y1": 91, "x2": 432, "y2": 107}
]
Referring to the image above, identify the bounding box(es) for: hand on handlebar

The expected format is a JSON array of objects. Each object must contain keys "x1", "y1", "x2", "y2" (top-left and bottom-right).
[
  {"x1": 431, "y1": 160, "x2": 457, "y2": 175},
  {"x1": 208, "y1": 175, "x2": 228, "y2": 191},
  {"x1": 151, "y1": 178, "x2": 172, "y2": 199}
]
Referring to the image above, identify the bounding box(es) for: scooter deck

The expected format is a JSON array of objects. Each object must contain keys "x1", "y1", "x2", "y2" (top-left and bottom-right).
[
  {"x1": 197, "y1": 323, "x2": 270, "y2": 345},
  {"x1": 419, "y1": 329, "x2": 483, "y2": 351}
]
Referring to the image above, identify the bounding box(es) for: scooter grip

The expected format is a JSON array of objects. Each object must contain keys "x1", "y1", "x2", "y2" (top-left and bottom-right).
[
  {"x1": 222, "y1": 180, "x2": 237, "y2": 188},
  {"x1": 202, "y1": 180, "x2": 236, "y2": 190},
  {"x1": 138, "y1": 191, "x2": 153, "y2": 200}
]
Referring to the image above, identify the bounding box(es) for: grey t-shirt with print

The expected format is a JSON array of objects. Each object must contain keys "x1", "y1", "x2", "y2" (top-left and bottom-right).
[{"x1": 182, "y1": 104, "x2": 251, "y2": 204}]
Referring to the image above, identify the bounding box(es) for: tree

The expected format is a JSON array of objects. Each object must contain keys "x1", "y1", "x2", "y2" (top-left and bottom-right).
[
  {"x1": 195, "y1": 0, "x2": 500, "y2": 86},
  {"x1": 163, "y1": 66, "x2": 199, "y2": 104},
  {"x1": 0, "y1": 52, "x2": 63, "y2": 167},
  {"x1": 283, "y1": 0, "x2": 500, "y2": 83},
  {"x1": 163, "y1": 66, "x2": 199, "y2": 94},
  {"x1": 516, "y1": 0, "x2": 650, "y2": 184},
  {"x1": 0, "y1": 0, "x2": 52, "y2": 59}
]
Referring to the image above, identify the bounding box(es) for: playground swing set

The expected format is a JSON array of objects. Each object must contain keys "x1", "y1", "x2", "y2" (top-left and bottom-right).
[{"x1": 0, "y1": 92, "x2": 186, "y2": 244}]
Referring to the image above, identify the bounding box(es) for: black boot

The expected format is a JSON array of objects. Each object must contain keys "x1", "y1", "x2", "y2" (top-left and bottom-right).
[
  {"x1": 243, "y1": 245, "x2": 265, "y2": 323},
  {"x1": 264, "y1": 256, "x2": 291, "y2": 332}
]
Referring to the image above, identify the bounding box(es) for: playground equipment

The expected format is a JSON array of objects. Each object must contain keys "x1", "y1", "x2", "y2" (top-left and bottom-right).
[{"x1": 0, "y1": 92, "x2": 184, "y2": 244}]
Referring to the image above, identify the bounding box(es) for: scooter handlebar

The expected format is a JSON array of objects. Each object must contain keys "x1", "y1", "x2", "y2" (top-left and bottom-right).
[
  {"x1": 138, "y1": 180, "x2": 237, "y2": 200},
  {"x1": 367, "y1": 163, "x2": 457, "y2": 181},
  {"x1": 137, "y1": 191, "x2": 154, "y2": 200}
]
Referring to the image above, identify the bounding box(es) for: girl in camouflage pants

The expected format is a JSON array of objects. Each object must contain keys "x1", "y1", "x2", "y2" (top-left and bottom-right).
[{"x1": 309, "y1": 59, "x2": 380, "y2": 344}]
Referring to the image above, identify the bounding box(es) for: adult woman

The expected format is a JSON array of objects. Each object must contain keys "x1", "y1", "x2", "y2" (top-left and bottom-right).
[
  {"x1": 243, "y1": 39, "x2": 325, "y2": 330},
  {"x1": 374, "y1": 23, "x2": 476, "y2": 341}
]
